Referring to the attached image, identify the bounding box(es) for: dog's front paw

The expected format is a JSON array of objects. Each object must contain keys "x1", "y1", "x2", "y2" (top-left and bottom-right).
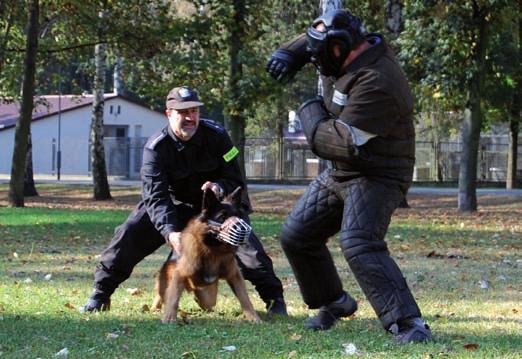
[
  {"x1": 162, "y1": 314, "x2": 177, "y2": 324},
  {"x1": 244, "y1": 311, "x2": 262, "y2": 323}
]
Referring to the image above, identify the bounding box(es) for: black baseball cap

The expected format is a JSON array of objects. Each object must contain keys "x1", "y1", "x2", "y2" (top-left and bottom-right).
[{"x1": 166, "y1": 86, "x2": 204, "y2": 110}]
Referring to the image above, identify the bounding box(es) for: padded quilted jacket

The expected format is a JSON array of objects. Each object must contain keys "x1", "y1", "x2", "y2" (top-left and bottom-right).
[{"x1": 321, "y1": 34, "x2": 415, "y2": 190}]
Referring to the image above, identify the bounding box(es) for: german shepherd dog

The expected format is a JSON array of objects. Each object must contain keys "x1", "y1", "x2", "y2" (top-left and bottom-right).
[{"x1": 152, "y1": 187, "x2": 261, "y2": 324}]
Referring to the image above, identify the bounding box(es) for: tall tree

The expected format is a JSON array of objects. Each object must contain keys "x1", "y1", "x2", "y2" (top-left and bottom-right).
[
  {"x1": 8, "y1": 0, "x2": 39, "y2": 207},
  {"x1": 399, "y1": 0, "x2": 510, "y2": 212},
  {"x1": 457, "y1": 2, "x2": 491, "y2": 211},
  {"x1": 226, "y1": 0, "x2": 247, "y2": 177},
  {"x1": 507, "y1": 0, "x2": 521, "y2": 189},
  {"x1": 90, "y1": 5, "x2": 111, "y2": 200}
]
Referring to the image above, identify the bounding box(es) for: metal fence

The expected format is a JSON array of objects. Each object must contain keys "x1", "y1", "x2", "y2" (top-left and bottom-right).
[
  {"x1": 103, "y1": 137, "x2": 522, "y2": 182},
  {"x1": 94, "y1": 137, "x2": 147, "y2": 178}
]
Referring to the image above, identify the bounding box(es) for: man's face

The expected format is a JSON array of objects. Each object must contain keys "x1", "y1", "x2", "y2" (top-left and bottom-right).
[{"x1": 167, "y1": 107, "x2": 200, "y2": 141}]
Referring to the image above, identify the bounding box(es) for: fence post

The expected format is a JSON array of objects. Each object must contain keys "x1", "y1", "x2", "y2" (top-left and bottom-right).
[{"x1": 278, "y1": 136, "x2": 284, "y2": 181}]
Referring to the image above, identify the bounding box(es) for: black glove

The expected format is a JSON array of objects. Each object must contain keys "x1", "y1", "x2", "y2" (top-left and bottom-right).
[{"x1": 266, "y1": 34, "x2": 311, "y2": 82}]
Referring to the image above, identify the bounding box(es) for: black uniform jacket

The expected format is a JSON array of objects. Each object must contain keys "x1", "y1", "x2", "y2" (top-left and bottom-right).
[{"x1": 140, "y1": 119, "x2": 245, "y2": 240}]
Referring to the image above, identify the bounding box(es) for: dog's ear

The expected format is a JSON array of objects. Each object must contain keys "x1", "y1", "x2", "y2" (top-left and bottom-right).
[
  {"x1": 202, "y1": 188, "x2": 220, "y2": 211},
  {"x1": 228, "y1": 186, "x2": 243, "y2": 208}
]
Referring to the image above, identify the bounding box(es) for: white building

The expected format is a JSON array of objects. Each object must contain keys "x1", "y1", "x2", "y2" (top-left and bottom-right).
[{"x1": 0, "y1": 93, "x2": 166, "y2": 179}]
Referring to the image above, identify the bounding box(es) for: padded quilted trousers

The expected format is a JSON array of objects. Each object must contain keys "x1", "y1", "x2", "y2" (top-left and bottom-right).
[{"x1": 280, "y1": 170, "x2": 421, "y2": 329}]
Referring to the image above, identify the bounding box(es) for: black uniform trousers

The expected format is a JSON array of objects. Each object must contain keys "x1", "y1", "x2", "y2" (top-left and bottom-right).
[
  {"x1": 280, "y1": 170, "x2": 421, "y2": 329},
  {"x1": 93, "y1": 202, "x2": 284, "y2": 303}
]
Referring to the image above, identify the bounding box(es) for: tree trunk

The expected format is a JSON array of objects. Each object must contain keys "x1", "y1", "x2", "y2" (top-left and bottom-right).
[
  {"x1": 385, "y1": 0, "x2": 404, "y2": 39},
  {"x1": 24, "y1": 133, "x2": 39, "y2": 196},
  {"x1": 458, "y1": 12, "x2": 488, "y2": 211},
  {"x1": 384, "y1": 0, "x2": 410, "y2": 208},
  {"x1": 507, "y1": 3, "x2": 521, "y2": 189},
  {"x1": 8, "y1": 0, "x2": 39, "y2": 207},
  {"x1": 228, "y1": 0, "x2": 246, "y2": 179},
  {"x1": 90, "y1": 8, "x2": 111, "y2": 200}
]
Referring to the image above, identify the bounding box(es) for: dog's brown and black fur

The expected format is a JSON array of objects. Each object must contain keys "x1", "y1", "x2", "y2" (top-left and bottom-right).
[{"x1": 152, "y1": 187, "x2": 261, "y2": 324}]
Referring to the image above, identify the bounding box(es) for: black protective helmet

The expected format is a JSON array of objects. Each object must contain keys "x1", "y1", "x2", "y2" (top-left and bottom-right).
[{"x1": 306, "y1": 9, "x2": 365, "y2": 77}]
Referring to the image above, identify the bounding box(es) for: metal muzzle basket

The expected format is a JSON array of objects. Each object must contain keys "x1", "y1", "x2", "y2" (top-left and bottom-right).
[{"x1": 207, "y1": 217, "x2": 251, "y2": 247}]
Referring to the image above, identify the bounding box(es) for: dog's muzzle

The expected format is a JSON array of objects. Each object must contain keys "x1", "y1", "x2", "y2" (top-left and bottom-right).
[{"x1": 207, "y1": 217, "x2": 251, "y2": 247}]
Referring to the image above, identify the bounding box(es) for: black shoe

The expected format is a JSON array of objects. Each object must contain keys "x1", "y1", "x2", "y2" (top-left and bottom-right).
[
  {"x1": 305, "y1": 292, "x2": 358, "y2": 330},
  {"x1": 266, "y1": 297, "x2": 288, "y2": 318},
  {"x1": 389, "y1": 317, "x2": 432, "y2": 343},
  {"x1": 79, "y1": 297, "x2": 111, "y2": 313}
]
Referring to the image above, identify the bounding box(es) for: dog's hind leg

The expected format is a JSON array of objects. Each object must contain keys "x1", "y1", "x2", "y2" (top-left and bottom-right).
[
  {"x1": 226, "y1": 266, "x2": 261, "y2": 323},
  {"x1": 152, "y1": 261, "x2": 175, "y2": 311},
  {"x1": 194, "y1": 283, "x2": 218, "y2": 311}
]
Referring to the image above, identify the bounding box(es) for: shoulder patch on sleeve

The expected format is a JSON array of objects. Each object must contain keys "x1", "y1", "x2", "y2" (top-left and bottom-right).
[
  {"x1": 200, "y1": 118, "x2": 225, "y2": 133},
  {"x1": 145, "y1": 128, "x2": 168, "y2": 150},
  {"x1": 223, "y1": 146, "x2": 239, "y2": 162}
]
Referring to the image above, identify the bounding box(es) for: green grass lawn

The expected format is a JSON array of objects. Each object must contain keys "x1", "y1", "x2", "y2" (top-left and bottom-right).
[{"x1": 0, "y1": 188, "x2": 521, "y2": 358}]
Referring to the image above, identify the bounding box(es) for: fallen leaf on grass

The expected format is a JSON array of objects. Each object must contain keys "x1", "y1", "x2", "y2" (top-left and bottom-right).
[
  {"x1": 126, "y1": 288, "x2": 141, "y2": 296},
  {"x1": 478, "y1": 280, "x2": 490, "y2": 289},
  {"x1": 54, "y1": 347, "x2": 69, "y2": 357},
  {"x1": 63, "y1": 302, "x2": 75, "y2": 310},
  {"x1": 141, "y1": 304, "x2": 150, "y2": 312},
  {"x1": 434, "y1": 312, "x2": 455, "y2": 320},
  {"x1": 181, "y1": 351, "x2": 197, "y2": 358},
  {"x1": 463, "y1": 343, "x2": 479, "y2": 350},
  {"x1": 290, "y1": 333, "x2": 302, "y2": 341},
  {"x1": 342, "y1": 343, "x2": 364, "y2": 356},
  {"x1": 287, "y1": 350, "x2": 297, "y2": 358},
  {"x1": 106, "y1": 332, "x2": 119, "y2": 340},
  {"x1": 400, "y1": 244, "x2": 411, "y2": 251},
  {"x1": 512, "y1": 308, "x2": 518, "y2": 314}
]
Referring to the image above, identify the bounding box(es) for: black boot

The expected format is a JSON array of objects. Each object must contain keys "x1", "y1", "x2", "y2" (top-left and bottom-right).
[
  {"x1": 305, "y1": 292, "x2": 357, "y2": 330},
  {"x1": 79, "y1": 290, "x2": 111, "y2": 313},
  {"x1": 389, "y1": 317, "x2": 432, "y2": 343},
  {"x1": 265, "y1": 297, "x2": 288, "y2": 318}
]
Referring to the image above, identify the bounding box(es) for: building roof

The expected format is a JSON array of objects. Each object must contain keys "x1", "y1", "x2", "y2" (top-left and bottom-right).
[{"x1": 0, "y1": 93, "x2": 156, "y2": 131}]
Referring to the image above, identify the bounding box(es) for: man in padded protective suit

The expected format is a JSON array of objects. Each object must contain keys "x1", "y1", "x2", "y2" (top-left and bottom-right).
[{"x1": 266, "y1": 9, "x2": 432, "y2": 343}]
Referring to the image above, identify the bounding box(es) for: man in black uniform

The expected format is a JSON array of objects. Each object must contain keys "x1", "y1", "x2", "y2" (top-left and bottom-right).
[
  {"x1": 266, "y1": 9, "x2": 432, "y2": 343},
  {"x1": 80, "y1": 86, "x2": 287, "y2": 318}
]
